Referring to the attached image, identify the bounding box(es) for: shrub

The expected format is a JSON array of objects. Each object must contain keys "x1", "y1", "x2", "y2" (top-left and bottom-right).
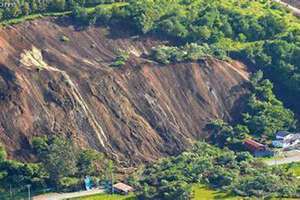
[
  {"x1": 60, "y1": 35, "x2": 70, "y2": 42},
  {"x1": 58, "y1": 177, "x2": 81, "y2": 192},
  {"x1": 110, "y1": 50, "x2": 129, "y2": 67},
  {"x1": 150, "y1": 43, "x2": 227, "y2": 64}
]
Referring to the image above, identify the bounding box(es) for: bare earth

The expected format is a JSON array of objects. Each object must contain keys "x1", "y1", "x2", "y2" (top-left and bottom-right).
[
  {"x1": 0, "y1": 17, "x2": 249, "y2": 165},
  {"x1": 266, "y1": 150, "x2": 300, "y2": 165}
]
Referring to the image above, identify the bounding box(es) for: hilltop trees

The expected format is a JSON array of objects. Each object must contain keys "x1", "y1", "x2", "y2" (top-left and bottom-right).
[
  {"x1": 125, "y1": 0, "x2": 287, "y2": 43},
  {"x1": 0, "y1": 0, "x2": 116, "y2": 22},
  {"x1": 72, "y1": 5, "x2": 92, "y2": 25}
]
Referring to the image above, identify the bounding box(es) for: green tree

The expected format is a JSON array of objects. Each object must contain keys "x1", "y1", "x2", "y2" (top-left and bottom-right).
[
  {"x1": 77, "y1": 149, "x2": 104, "y2": 177},
  {"x1": 33, "y1": 136, "x2": 78, "y2": 187},
  {"x1": 243, "y1": 72, "x2": 296, "y2": 138},
  {"x1": 22, "y1": 2, "x2": 30, "y2": 16},
  {"x1": 50, "y1": 0, "x2": 66, "y2": 11}
]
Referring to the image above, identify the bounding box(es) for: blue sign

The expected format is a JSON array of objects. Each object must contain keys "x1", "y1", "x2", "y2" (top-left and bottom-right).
[{"x1": 84, "y1": 176, "x2": 92, "y2": 190}]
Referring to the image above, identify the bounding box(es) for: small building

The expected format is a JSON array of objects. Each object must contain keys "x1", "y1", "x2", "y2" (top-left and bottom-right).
[
  {"x1": 113, "y1": 182, "x2": 134, "y2": 195},
  {"x1": 276, "y1": 131, "x2": 293, "y2": 140},
  {"x1": 273, "y1": 133, "x2": 300, "y2": 149},
  {"x1": 244, "y1": 139, "x2": 274, "y2": 157}
]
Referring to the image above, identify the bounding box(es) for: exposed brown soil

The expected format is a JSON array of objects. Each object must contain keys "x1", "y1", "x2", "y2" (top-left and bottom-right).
[{"x1": 0, "y1": 17, "x2": 249, "y2": 166}]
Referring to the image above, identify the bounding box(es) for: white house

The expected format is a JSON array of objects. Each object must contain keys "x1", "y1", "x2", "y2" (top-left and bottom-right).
[
  {"x1": 275, "y1": 131, "x2": 294, "y2": 140},
  {"x1": 273, "y1": 132, "x2": 300, "y2": 149}
]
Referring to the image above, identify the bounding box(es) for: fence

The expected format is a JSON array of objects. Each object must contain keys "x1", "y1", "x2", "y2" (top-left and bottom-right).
[{"x1": 0, "y1": 185, "x2": 53, "y2": 200}]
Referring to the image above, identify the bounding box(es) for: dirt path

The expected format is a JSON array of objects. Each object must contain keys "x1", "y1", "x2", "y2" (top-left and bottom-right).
[
  {"x1": 33, "y1": 188, "x2": 104, "y2": 200},
  {"x1": 265, "y1": 150, "x2": 300, "y2": 165},
  {"x1": 273, "y1": 0, "x2": 300, "y2": 16}
]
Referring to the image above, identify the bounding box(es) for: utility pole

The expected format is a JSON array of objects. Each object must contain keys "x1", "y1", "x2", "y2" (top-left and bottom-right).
[
  {"x1": 111, "y1": 170, "x2": 114, "y2": 195},
  {"x1": 107, "y1": 160, "x2": 114, "y2": 194},
  {"x1": 9, "y1": 184, "x2": 12, "y2": 199},
  {"x1": 26, "y1": 184, "x2": 31, "y2": 200}
]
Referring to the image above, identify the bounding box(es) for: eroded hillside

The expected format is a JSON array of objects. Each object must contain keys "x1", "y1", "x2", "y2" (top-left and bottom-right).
[{"x1": 0, "y1": 18, "x2": 249, "y2": 165}]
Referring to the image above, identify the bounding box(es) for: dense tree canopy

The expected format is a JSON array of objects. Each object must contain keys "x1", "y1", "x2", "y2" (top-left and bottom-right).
[
  {"x1": 31, "y1": 135, "x2": 113, "y2": 190},
  {"x1": 134, "y1": 142, "x2": 299, "y2": 199},
  {"x1": 0, "y1": 0, "x2": 117, "y2": 21},
  {"x1": 0, "y1": 136, "x2": 112, "y2": 194}
]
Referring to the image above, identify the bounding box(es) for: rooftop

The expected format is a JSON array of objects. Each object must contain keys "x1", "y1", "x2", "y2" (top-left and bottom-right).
[
  {"x1": 113, "y1": 182, "x2": 134, "y2": 192},
  {"x1": 244, "y1": 139, "x2": 265, "y2": 151},
  {"x1": 276, "y1": 131, "x2": 291, "y2": 137}
]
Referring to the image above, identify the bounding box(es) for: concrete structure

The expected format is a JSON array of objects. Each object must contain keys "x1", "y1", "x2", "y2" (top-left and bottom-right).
[
  {"x1": 112, "y1": 182, "x2": 134, "y2": 195},
  {"x1": 273, "y1": 132, "x2": 300, "y2": 149},
  {"x1": 276, "y1": 131, "x2": 293, "y2": 140}
]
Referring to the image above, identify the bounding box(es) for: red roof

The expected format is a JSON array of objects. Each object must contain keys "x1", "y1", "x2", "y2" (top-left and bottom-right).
[{"x1": 244, "y1": 139, "x2": 265, "y2": 151}]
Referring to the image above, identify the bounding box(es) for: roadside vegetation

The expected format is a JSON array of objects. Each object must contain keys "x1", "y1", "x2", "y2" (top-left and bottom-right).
[
  {"x1": 0, "y1": 135, "x2": 115, "y2": 199},
  {"x1": 131, "y1": 142, "x2": 299, "y2": 199}
]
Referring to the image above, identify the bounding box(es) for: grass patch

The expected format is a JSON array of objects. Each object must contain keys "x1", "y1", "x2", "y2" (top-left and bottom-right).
[
  {"x1": 284, "y1": 162, "x2": 300, "y2": 176},
  {"x1": 86, "y1": 2, "x2": 129, "y2": 14},
  {"x1": 290, "y1": 164, "x2": 300, "y2": 176},
  {"x1": 191, "y1": 184, "x2": 299, "y2": 200},
  {"x1": 69, "y1": 193, "x2": 136, "y2": 200},
  {"x1": 192, "y1": 184, "x2": 241, "y2": 200},
  {"x1": 60, "y1": 35, "x2": 70, "y2": 42}
]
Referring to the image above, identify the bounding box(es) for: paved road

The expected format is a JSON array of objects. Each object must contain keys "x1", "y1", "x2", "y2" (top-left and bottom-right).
[
  {"x1": 265, "y1": 150, "x2": 300, "y2": 165},
  {"x1": 33, "y1": 188, "x2": 104, "y2": 200},
  {"x1": 273, "y1": 0, "x2": 300, "y2": 16}
]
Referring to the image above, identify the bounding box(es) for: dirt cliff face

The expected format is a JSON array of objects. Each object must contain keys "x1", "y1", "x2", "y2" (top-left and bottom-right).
[{"x1": 0, "y1": 18, "x2": 249, "y2": 165}]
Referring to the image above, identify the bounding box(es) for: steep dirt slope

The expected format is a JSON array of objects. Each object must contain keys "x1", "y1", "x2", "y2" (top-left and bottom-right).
[{"x1": 0, "y1": 18, "x2": 249, "y2": 165}]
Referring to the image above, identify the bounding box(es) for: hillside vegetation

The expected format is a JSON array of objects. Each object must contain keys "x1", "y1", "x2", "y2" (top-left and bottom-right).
[{"x1": 132, "y1": 142, "x2": 299, "y2": 199}]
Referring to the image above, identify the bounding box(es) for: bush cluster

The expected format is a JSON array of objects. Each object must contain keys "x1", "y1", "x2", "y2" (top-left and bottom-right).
[
  {"x1": 151, "y1": 43, "x2": 227, "y2": 64},
  {"x1": 0, "y1": 135, "x2": 113, "y2": 192},
  {"x1": 0, "y1": 0, "x2": 118, "y2": 22}
]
